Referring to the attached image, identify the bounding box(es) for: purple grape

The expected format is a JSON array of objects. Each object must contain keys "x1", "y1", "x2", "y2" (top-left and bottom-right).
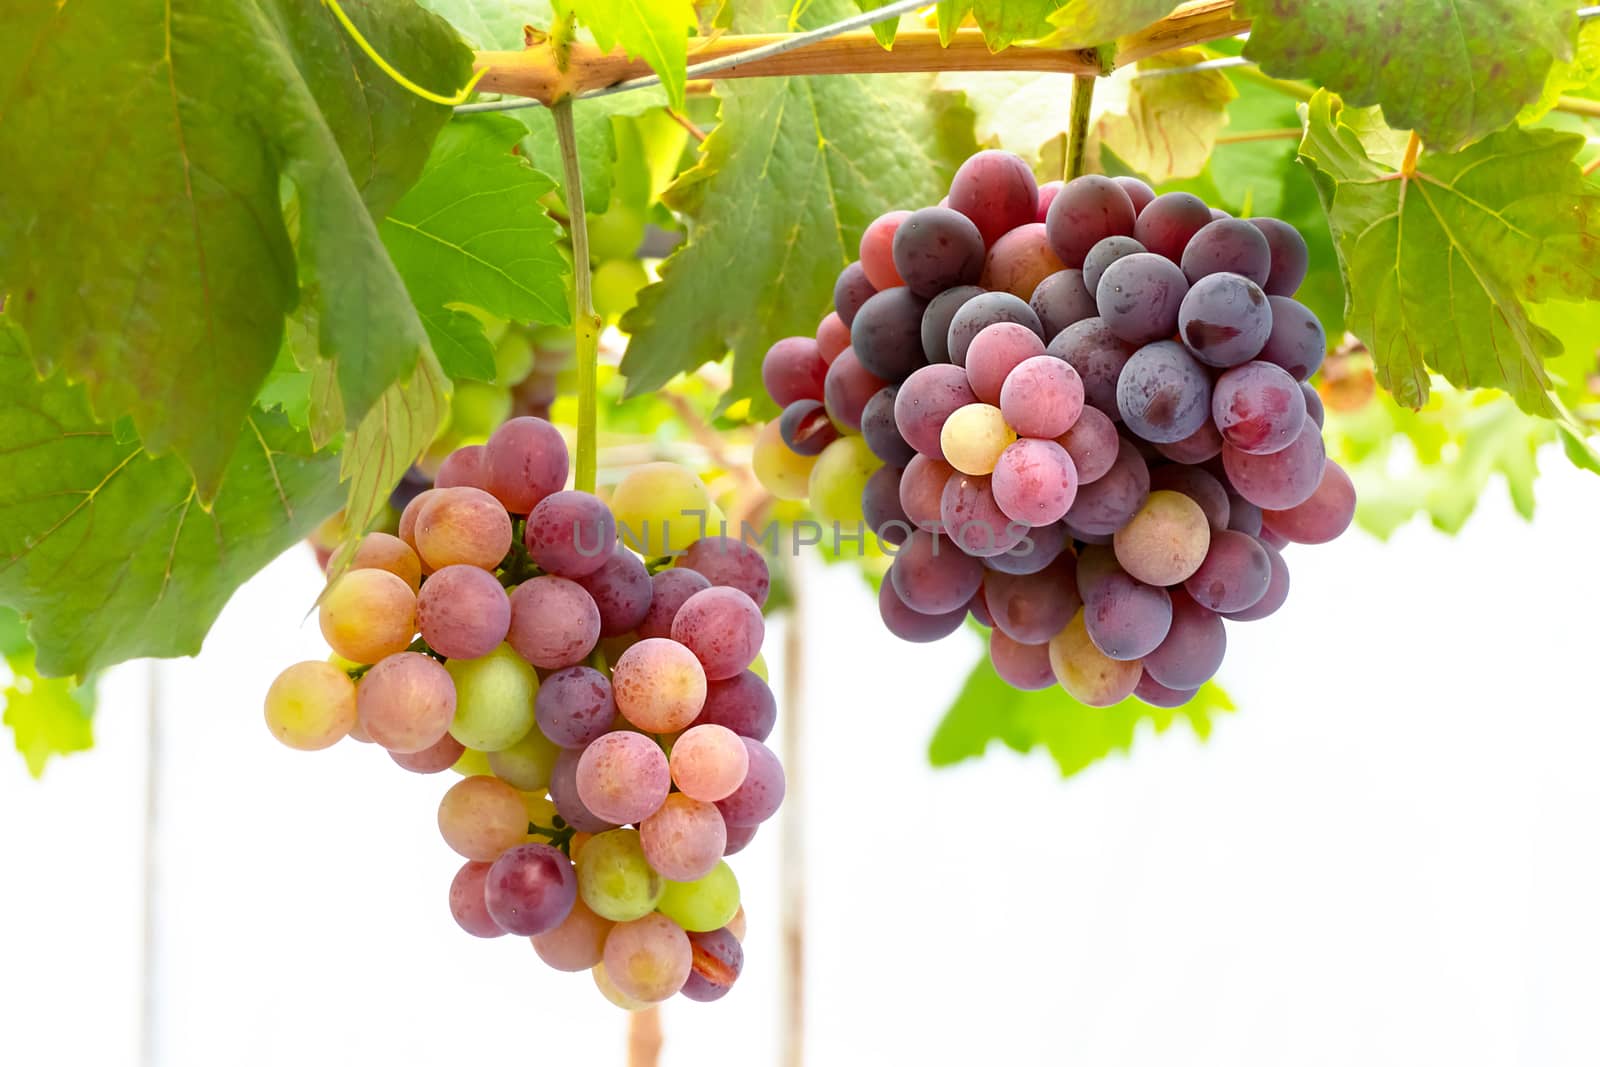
[
  {"x1": 921, "y1": 285, "x2": 986, "y2": 363},
  {"x1": 508, "y1": 575, "x2": 601, "y2": 670},
  {"x1": 1150, "y1": 464, "x2": 1230, "y2": 529},
  {"x1": 968, "y1": 587, "x2": 995, "y2": 628},
  {"x1": 891, "y1": 206, "x2": 986, "y2": 297},
  {"x1": 1258, "y1": 296, "x2": 1326, "y2": 380},
  {"x1": 1114, "y1": 176, "x2": 1156, "y2": 214},
  {"x1": 535, "y1": 666, "x2": 616, "y2": 748},
  {"x1": 890, "y1": 529, "x2": 984, "y2": 613},
  {"x1": 965, "y1": 321, "x2": 1047, "y2": 404},
  {"x1": 822, "y1": 348, "x2": 889, "y2": 431},
  {"x1": 638, "y1": 568, "x2": 711, "y2": 640},
  {"x1": 1248, "y1": 217, "x2": 1309, "y2": 296},
  {"x1": 894, "y1": 363, "x2": 978, "y2": 458},
  {"x1": 941, "y1": 472, "x2": 1027, "y2": 557},
  {"x1": 1044, "y1": 174, "x2": 1137, "y2": 267},
  {"x1": 983, "y1": 556, "x2": 1081, "y2": 644},
  {"x1": 1212, "y1": 361, "x2": 1306, "y2": 455},
  {"x1": 1095, "y1": 252, "x2": 1190, "y2": 346},
  {"x1": 833, "y1": 261, "x2": 876, "y2": 326},
  {"x1": 899, "y1": 453, "x2": 956, "y2": 531},
  {"x1": 762, "y1": 336, "x2": 827, "y2": 406},
  {"x1": 1134, "y1": 192, "x2": 1213, "y2": 262},
  {"x1": 484, "y1": 843, "x2": 576, "y2": 936},
  {"x1": 863, "y1": 465, "x2": 911, "y2": 546},
  {"x1": 1057, "y1": 404, "x2": 1119, "y2": 484},
  {"x1": 1226, "y1": 493, "x2": 1263, "y2": 537},
  {"x1": 1153, "y1": 419, "x2": 1224, "y2": 465},
  {"x1": 946, "y1": 291, "x2": 1043, "y2": 366},
  {"x1": 1178, "y1": 272, "x2": 1273, "y2": 367},
  {"x1": 1134, "y1": 672, "x2": 1197, "y2": 708},
  {"x1": 716, "y1": 738, "x2": 786, "y2": 828},
  {"x1": 1064, "y1": 436, "x2": 1149, "y2": 535},
  {"x1": 575, "y1": 545, "x2": 653, "y2": 637},
  {"x1": 1116, "y1": 340, "x2": 1213, "y2": 444},
  {"x1": 851, "y1": 287, "x2": 931, "y2": 381},
  {"x1": 861, "y1": 386, "x2": 916, "y2": 465},
  {"x1": 1029, "y1": 269, "x2": 1098, "y2": 339},
  {"x1": 679, "y1": 536, "x2": 771, "y2": 607},
  {"x1": 1073, "y1": 543, "x2": 1121, "y2": 599},
  {"x1": 1179, "y1": 218, "x2": 1272, "y2": 286},
  {"x1": 525, "y1": 490, "x2": 617, "y2": 578},
  {"x1": 548, "y1": 749, "x2": 616, "y2": 833},
  {"x1": 696, "y1": 670, "x2": 776, "y2": 741},
  {"x1": 1082, "y1": 235, "x2": 1147, "y2": 297},
  {"x1": 1183, "y1": 529, "x2": 1272, "y2": 613},
  {"x1": 1301, "y1": 382, "x2": 1325, "y2": 428},
  {"x1": 1142, "y1": 591, "x2": 1226, "y2": 689},
  {"x1": 1261, "y1": 460, "x2": 1355, "y2": 544},
  {"x1": 1046, "y1": 317, "x2": 1135, "y2": 416},
  {"x1": 1221, "y1": 542, "x2": 1289, "y2": 621},
  {"x1": 989, "y1": 630, "x2": 1056, "y2": 690},
  {"x1": 484, "y1": 416, "x2": 569, "y2": 515},
  {"x1": 878, "y1": 577, "x2": 966, "y2": 643},
  {"x1": 722, "y1": 824, "x2": 759, "y2": 855},
  {"x1": 983, "y1": 521, "x2": 1070, "y2": 575},
  {"x1": 948, "y1": 149, "x2": 1039, "y2": 247},
  {"x1": 1082, "y1": 566, "x2": 1172, "y2": 660},
  {"x1": 1221, "y1": 421, "x2": 1326, "y2": 509},
  {"x1": 681, "y1": 927, "x2": 745, "y2": 1002},
  {"x1": 779, "y1": 398, "x2": 841, "y2": 456}
]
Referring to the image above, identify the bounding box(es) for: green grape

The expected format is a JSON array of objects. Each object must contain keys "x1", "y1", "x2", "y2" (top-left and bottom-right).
[
  {"x1": 587, "y1": 201, "x2": 647, "y2": 261},
  {"x1": 452, "y1": 747, "x2": 493, "y2": 777},
  {"x1": 450, "y1": 381, "x2": 513, "y2": 442},
  {"x1": 611, "y1": 462, "x2": 716, "y2": 555},
  {"x1": 656, "y1": 860, "x2": 740, "y2": 932},
  {"x1": 493, "y1": 328, "x2": 536, "y2": 385},
  {"x1": 752, "y1": 419, "x2": 817, "y2": 501},
  {"x1": 808, "y1": 435, "x2": 881, "y2": 528},
  {"x1": 446, "y1": 644, "x2": 538, "y2": 752},
  {"x1": 487, "y1": 727, "x2": 562, "y2": 792},
  {"x1": 576, "y1": 829, "x2": 665, "y2": 922},
  {"x1": 593, "y1": 259, "x2": 649, "y2": 323}
]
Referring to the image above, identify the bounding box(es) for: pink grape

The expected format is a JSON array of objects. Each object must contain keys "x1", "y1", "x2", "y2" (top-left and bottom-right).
[
  {"x1": 1134, "y1": 191, "x2": 1213, "y2": 262},
  {"x1": 816, "y1": 311, "x2": 851, "y2": 364},
  {"x1": 891, "y1": 529, "x2": 983, "y2": 614},
  {"x1": 1222, "y1": 421, "x2": 1326, "y2": 509},
  {"x1": 575, "y1": 545, "x2": 653, "y2": 637},
  {"x1": 612, "y1": 638, "x2": 708, "y2": 733},
  {"x1": 484, "y1": 416, "x2": 569, "y2": 514},
  {"x1": 860, "y1": 209, "x2": 911, "y2": 289},
  {"x1": 941, "y1": 472, "x2": 1027, "y2": 557},
  {"x1": 878, "y1": 579, "x2": 965, "y2": 643},
  {"x1": 671, "y1": 724, "x2": 751, "y2": 802},
  {"x1": 603, "y1": 913, "x2": 692, "y2": 1003},
  {"x1": 1154, "y1": 419, "x2": 1224, "y2": 464},
  {"x1": 989, "y1": 630, "x2": 1056, "y2": 690},
  {"x1": 1057, "y1": 405, "x2": 1118, "y2": 484},
  {"x1": 679, "y1": 536, "x2": 771, "y2": 607},
  {"x1": 695, "y1": 671, "x2": 777, "y2": 741},
  {"x1": 1044, "y1": 175, "x2": 1138, "y2": 267},
  {"x1": 1184, "y1": 529, "x2": 1273, "y2": 613},
  {"x1": 948, "y1": 149, "x2": 1038, "y2": 246},
  {"x1": 716, "y1": 738, "x2": 786, "y2": 828},
  {"x1": 1036, "y1": 179, "x2": 1063, "y2": 223},
  {"x1": 672, "y1": 587, "x2": 764, "y2": 681},
  {"x1": 983, "y1": 555, "x2": 1081, "y2": 644},
  {"x1": 833, "y1": 261, "x2": 876, "y2": 326},
  {"x1": 641, "y1": 793, "x2": 728, "y2": 881},
  {"x1": 1221, "y1": 542, "x2": 1290, "y2": 621},
  {"x1": 349, "y1": 531, "x2": 422, "y2": 592},
  {"x1": 1114, "y1": 176, "x2": 1156, "y2": 214},
  {"x1": 899, "y1": 453, "x2": 957, "y2": 530},
  {"x1": 894, "y1": 363, "x2": 977, "y2": 458},
  {"x1": 1082, "y1": 566, "x2": 1172, "y2": 661},
  {"x1": 416, "y1": 564, "x2": 511, "y2": 660},
  {"x1": 549, "y1": 748, "x2": 617, "y2": 833},
  {"x1": 438, "y1": 775, "x2": 527, "y2": 861},
  {"x1": 414, "y1": 486, "x2": 514, "y2": 571},
  {"x1": 965, "y1": 321, "x2": 1046, "y2": 404},
  {"x1": 436, "y1": 444, "x2": 488, "y2": 490},
  {"x1": 822, "y1": 348, "x2": 888, "y2": 431},
  {"x1": 983, "y1": 520, "x2": 1070, "y2": 575},
  {"x1": 1212, "y1": 360, "x2": 1306, "y2": 455},
  {"x1": 525, "y1": 490, "x2": 617, "y2": 578},
  {"x1": 762, "y1": 336, "x2": 827, "y2": 406},
  {"x1": 532, "y1": 897, "x2": 613, "y2": 971},
  {"x1": 390, "y1": 730, "x2": 465, "y2": 774},
  {"x1": 577, "y1": 731, "x2": 671, "y2": 825},
  {"x1": 357, "y1": 652, "x2": 455, "y2": 753},
  {"x1": 449, "y1": 861, "x2": 504, "y2": 938},
  {"x1": 638, "y1": 569, "x2": 712, "y2": 640},
  {"x1": 1000, "y1": 356, "x2": 1085, "y2": 439},
  {"x1": 1262, "y1": 460, "x2": 1355, "y2": 544},
  {"x1": 1063, "y1": 436, "x2": 1149, "y2": 536},
  {"x1": 991, "y1": 438, "x2": 1078, "y2": 528},
  {"x1": 722, "y1": 824, "x2": 759, "y2": 856},
  {"x1": 980, "y1": 222, "x2": 1066, "y2": 301},
  {"x1": 507, "y1": 576, "x2": 600, "y2": 669}
]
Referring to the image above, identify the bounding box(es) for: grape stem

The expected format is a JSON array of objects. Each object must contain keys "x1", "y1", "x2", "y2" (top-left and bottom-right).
[
  {"x1": 527, "y1": 821, "x2": 577, "y2": 855},
  {"x1": 343, "y1": 636, "x2": 440, "y2": 680},
  {"x1": 1065, "y1": 73, "x2": 1096, "y2": 181},
  {"x1": 552, "y1": 97, "x2": 601, "y2": 497}
]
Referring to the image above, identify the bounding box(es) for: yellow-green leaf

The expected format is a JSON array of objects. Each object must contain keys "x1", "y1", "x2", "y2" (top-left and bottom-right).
[
  {"x1": 559, "y1": 0, "x2": 698, "y2": 110},
  {"x1": 1096, "y1": 49, "x2": 1237, "y2": 184}
]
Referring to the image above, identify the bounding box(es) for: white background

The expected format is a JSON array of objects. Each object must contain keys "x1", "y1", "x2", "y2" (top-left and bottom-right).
[{"x1": 4, "y1": 455, "x2": 1598, "y2": 1067}]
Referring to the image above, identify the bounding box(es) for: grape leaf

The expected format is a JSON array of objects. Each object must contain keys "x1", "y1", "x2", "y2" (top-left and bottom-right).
[
  {"x1": 1239, "y1": 0, "x2": 1576, "y2": 152},
  {"x1": 1521, "y1": 20, "x2": 1600, "y2": 121},
  {"x1": 3, "y1": 643, "x2": 96, "y2": 779},
  {"x1": 934, "y1": 1, "x2": 1065, "y2": 49},
  {"x1": 1095, "y1": 50, "x2": 1237, "y2": 184},
  {"x1": 556, "y1": 0, "x2": 698, "y2": 110},
  {"x1": 0, "y1": 319, "x2": 344, "y2": 679},
  {"x1": 0, "y1": 0, "x2": 471, "y2": 501},
  {"x1": 1298, "y1": 91, "x2": 1600, "y2": 416},
  {"x1": 929, "y1": 650, "x2": 1234, "y2": 778},
  {"x1": 619, "y1": 0, "x2": 967, "y2": 411},
  {"x1": 934, "y1": 71, "x2": 1084, "y2": 167},
  {"x1": 420, "y1": 0, "x2": 555, "y2": 48},
  {"x1": 339, "y1": 353, "x2": 451, "y2": 547},
  {"x1": 1046, "y1": 0, "x2": 1179, "y2": 46},
  {"x1": 381, "y1": 115, "x2": 571, "y2": 382}
]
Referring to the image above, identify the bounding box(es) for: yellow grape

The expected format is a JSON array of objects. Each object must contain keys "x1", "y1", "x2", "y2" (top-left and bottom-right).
[
  {"x1": 348, "y1": 532, "x2": 422, "y2": 592},
  {"x1": 318, "y1": 568, "x2": 416, "y2": 665},
  {"x1": 611, "y1": 462, "x2": 716, "y2": 555},
  {"x1": 263, "y1": 661, "x2": 357, "y2": 751},
  {"x1": 1113, "y1": 489, "x2": 1211, "y2": 586},
  {"x1": 592, "y1": 962, "x2": 651, "y2": 1012},
  {"x1": 807, "y1": 434, "x2": 881, "y2": 527},
  {"x1": 752, "y1": 419, "x2": 816, "y2": 501},
  {"x1": 941, "y1": 403, "x2": 1016, "y2": 476},
  {"x1": 438, "y1": 776, "x2": 528, "y2": 861},
  {"x1": 1048, "y1": 610, "x2": 1142, "y2": 707},
  {"x1": 452, "y1": 747, "x2": 493, "y2": 777},
  {"x1": 488, "y1": 728, "x2": 563, "y2": 793}
]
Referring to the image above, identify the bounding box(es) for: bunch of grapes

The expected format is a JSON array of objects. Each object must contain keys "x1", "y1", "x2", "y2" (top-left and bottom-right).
[
  {"x1": 755, "y1": 150, "x2": 1355, "y2": 707},
  {"x1": 264, "y1": 416, "x2": 784, "y2": 1008}
]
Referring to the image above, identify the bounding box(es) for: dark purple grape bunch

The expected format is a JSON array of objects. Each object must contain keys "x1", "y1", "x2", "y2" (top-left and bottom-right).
[{"x1": 759, "y1": 150, "x2": 1355, "y2": 708}]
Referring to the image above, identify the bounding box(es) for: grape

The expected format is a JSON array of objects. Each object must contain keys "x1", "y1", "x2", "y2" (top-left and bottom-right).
[
  {"x1": 593, "y1": 962, "x2": 651, "y2": 1011},
  {"x1": 1067, "y1": 523, "x2": 1112, "y2": 546},
  {"x1": 1222, "y1": 421, "x2": 1326, "y2": 509},
  {"x1": 861, "y1": 387, "x2": 916, "y2": 465},
  {"x1": 860, "y1": 209, "x2": 911, "y2": 289},
  {"x1": 1029, "y1": 269, "x2": 1098, "y2": 339},
  {"x1": 941, "y1": 403, "x2": 1016, "y2": 476},
  {"x1": 439, "y1": 775, "x2": 528, "y2": 861},
  {"x1": 967, "y1": 586, "x2": 994, "y2": 627},
  {"x1": 1057, "y1": 404, "x2": 1118, "y2": 484},
  {"x1": 523, "y1": 490, "x2": 617, "y2": 580},
  {"x1": 637, "y1": 569, "x2": 711, "y2": 641},
  {"x1": 920, "y1": 285, "x2": 986, "y2": 363},
  {"x1": 577, "y1": 829, "x2": 664, "y2": 922},
  {"x1": 1221, "y1": 542, "x2": 1290, "y2": 621},
  {"x1": 390, "y1": 466, "x2": 435, "y2": 515},
  {"x1": 711, "y1": 737, "x2": 782, "y2": 829},
  {"x1": 533, "y1": 896, "x2": 613, "y2": 971},
  {"x1": 1133, "y1": 191, "x2": 1213, "y2": 262},
  {"x1": 550, "y1": 748, "x2": 617, "y2": 833},
  {"x1": 890, "y1": 206, "x2": 987, "y2": 297},
  {"x1": 659, "y1": 860, "x2": 741, "y2": 933},
  {"x1": 444, "y1": 643, "x2": 538, "y2": 751},
  {"x1": 863, "y1": 465, "x2": 911, "y2": 545},
  {"x1": 350, "y1": 532, "x2": 422, "y2": 592},
  {"x1": 415, "y1": 565, "x2": 510, "y2": 661},
  {"x1": 822, "y1": 348, "x2": 890, "y2": 432},
  {"x1": 1183, "y1": 528, "x2": 1272, "y2": 613},
  {"x1": 753, "y1": 418, "x2": 817, "y2": 500},
  {"x1": 894, "y1": 363, "x2": 978, "y2": 458},
  {"x1": 1212, "y1": 360, "x2": 1306, "y2": 455},
  {"x1": 1302, "y1": 382, "x2": 1325, "y2": 428},
  {"x1": 1112, "y1": 489, "x2": 1211, "y2": 586},
  {"x1": 991, "y1": 438, "x2": 1078, "y2": 528},
  {"x1": 1148, "y1": 465, "x2": 1229, "y2": 530},
  {"x1": 1257, "y1": 296, "x2": 1326, "y2": 381},
  {"x1": 611, "y1": 462, "x2": 715, "y2": 556},
  {"x1": 1035, "y1": 179, "x2": 1063, "y2": 223},
  {"x1": 485, "y1": 843, "x2": 577, "y2": 936},
  {"x1": 613, "y1": 637, "x2": 708, "y2": 732},
  {"x1": 1095, "y1": 253, "x2": 1190, "y2": 346},
  {"x1": 1064, "y1": 436, "x2": 1150, "y2": 535},
  {"x1": 264, "y1": 661, "x2": 357, "y2": 751},
  {"x1": 484, "y1": 416, "x2": 569, "y2": 514},
  {"x1": 1116, "y1": 340, "x2": 1212, "y2": 444},
  {"x1": 989, "y1": 630, "x2": 1056, "y2": 689},
  {"x1": 436, "y1": 444, "x2": 488, "y2": 491},
  {"x1": 1178, "y1": 272, "x2": 1273, "y2": 367},
  {"x1": 981, "y1": 222, "x2": 1067, "y2": 301},
  {"x1": 603, "y1": 913, "x2": 693, "y2": 1003},
  {"x1": 452, "y1": 747, "x2": 493, "y2": 777},
  {"x1": 984, "y1": 556, "x2": 1080, "y2": 644},
  {"x1": 485, "y1": 728, "x2": 561, "y2": 791},
  {"x1": 1142, "y1": 591, "x2": 1226, "y2": 689},
  {"x1": 1074, "y1": 543, "x2": 1122, "y2": 599},
  {"x1": 1259, "y1": 525, "x2": 1290, "y2": 551},
  {"x1": 723, "y1": 825, "x2": 759, "y2": 856},
  {"x1": 1262, "y1": 460, "x2": 1355, "y2": 544},
  {"x1": 1082, "y1": 567, "x2": 1172, "y2": 660},
  {"x1": 1248, "y1": 217, "x2": 1309, "y2": 296},
  {"x1": 576, "y1": 731, "x2": 670, "y2": 825},
  {"x1": 1049, "y1": 611, "x2": 1144, "y2": 706},
  {"x1": 877, "y1": 578, "x2": 966, "y2": 642},
  {"x1": 832, "y1": 261, "x2": 876, "y2": 326},
  {"x1": 576, "y1": 546, "x2": 653, "y2": 637},
  {"x1": 696, "y1": 671, "x2": 777, "y2": 741},
  {"x1": 816, "y1": 310, "x2": 852, "y2": 365},
  {"x1": 508, "y1": 576, "x2": 601, "y2": 669},
  {"x1": 1082, "y1": 236, "x2": 1147, "y2": 299},
  {"x1": 414, "y1": 486, "x2": 514, "y2": 571},
  {"x1": 1153, "y1": 419, "x2": 1224, "y2": 464},
  {"x1": 852, "y1": 288, "x2": 930, "y2": 382},
  {"x1": 640, "y1": 793, "x2": 728, "y2": 882},
  {"x1": 808, "y1": 434, "x2": 881, "y2": 527},
  {"x1": 1180, "y1": 218, "x2": 1273, "y2": 286},
  {"x1": 319, "y1": 568, "x2": 416, "y2": 665},
  {"x1": 983, "y1": 520, "x2": 1069, "y2": 575},
  {"x1": 535, "y1": 666, "x2": 616, "y2": 749},
  {"x1": 948, "y1": 149, "x2": 1038, "y2": 246},
  {"x1": 672, "y1": 587, "x2": 764, "y2": 681},
  {"x1": 679, "y1": 536, "x2": 771, "y2": 608},
  {"x1": 397, "y1": 488, "x2": 439, "y2": 554},
  {"x1": 1134, "y1": 672, "x2": 1198, "y2": 708},
  {"x1": 1044, "y1": 174, "x2": 1138, "y2": 267},
  {"x1": 357, "y1": 652, "x2": 455, "y2": 753},
  {"x1": 965, "y1": 322, "x2": 1047, "y2": 405},
  {"x1": 1226, "y1": 493, "x2": 1263, "y2": 537},
  {"x1": 779, "y1": 399, "x2": 841, "y2": 457},
  {"x1": 391, "y1": 730, "x2": 465, "y2": 773},
  {"x1": 899, "y1": 453, "x2": 957, "y2": 530},
  {"x1": 681, "y1": 927, "x2": 744, "y2": 1002},
  {"x1": 891, "y1": 529, "x2": 984, "y2": 613},
  {"x1": 670, "y1": 723, "x2": 750, "y2": 803},
  {"x1": 941, "y1": 472, "x2": 1026, "y2": 557},
  {"x1": 1047, "y1": 318, "x2": 1134, "y2": 415},
  {"x1": 449, "y1": 861, "x2": 505, "y2": 938},
  {"x1": 946, "y1": 291, "x2": 1043, "y2": 366},
  {"x1": 1114, "y1": 176, "x2": 1156, "y2": 214}
]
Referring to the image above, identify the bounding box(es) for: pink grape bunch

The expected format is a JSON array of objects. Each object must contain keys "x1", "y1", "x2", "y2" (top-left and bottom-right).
[
  {"x1": 755, "y1": 149, "x2": 1355, "y2": 707},
  {"x1": 263, "y1": 416, "x2": 784, "y2": 1008}
]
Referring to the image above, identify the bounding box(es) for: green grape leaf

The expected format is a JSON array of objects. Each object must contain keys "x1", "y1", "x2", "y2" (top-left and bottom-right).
[
  {"x1": 339, "y1": 354, "x2": 451, "y2": 546},
  {"x1": 935, "y1": 1, "x2": 1066, "y2": 49},
  {"x1": 4, "y1": 644, "x2": 97, "y2": 779},
  {"x1": 1521, "y1": 20, "x2": 1600, "y2": 120},
  {"x1": 1298, "y1": 91, "x2": 1600, "y2": 416},
  {"x1": 1239, "y1": 0, "x2": 1576, "y2": 151},
  {"x1": 0, "y1": 606, "x2": 28, "y2": 660},
  {"x1": 934, "y1": 71, "x2": 1082, "y2": 168},
  {"x1": 556, "y1": 0, "x2": 699, "y2": 111},
  {"x1": 0, "y1": 321, "x2": 343, "y2": 679},
  {"x1": 0, "y1": 0, "x2": 471, "y2": 500},
  {"x1": 619, "y1": 0, "x2": 965, "y2": 412},
  {"x1": 381, "y1": 115, "x2": 571, "y2": 382},
  {"x1": 1046, "y1": 0, "x2": 1179, "y2": 46},
  {"x1": 1095, "y1": 50, "x2": 1237, "y2": 184},
  {"x1": 420, "y1": 0, "x2": 555, "y2": 48},
  {"x1": 929, "y1": 651, "x2": 1235, "y2": 778}
]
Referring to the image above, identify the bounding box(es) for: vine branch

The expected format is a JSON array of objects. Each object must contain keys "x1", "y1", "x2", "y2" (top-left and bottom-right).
[
  {"x1": 552, "y1": 99, "x2": 600, "y2": 497},
  {"x1": 1065, "y1": 74, "x2": 1096, "y2": 181}
]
